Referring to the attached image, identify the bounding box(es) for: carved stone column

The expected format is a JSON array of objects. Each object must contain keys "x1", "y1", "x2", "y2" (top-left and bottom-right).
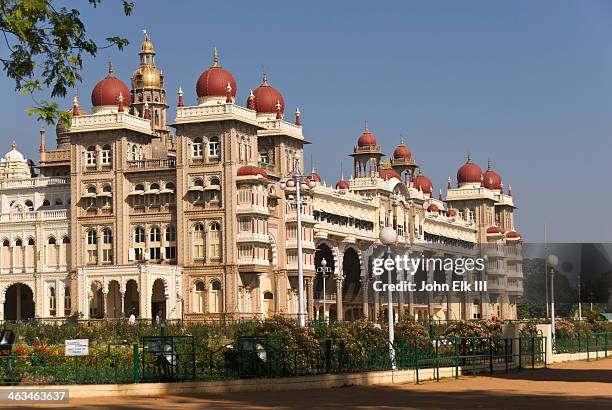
[
  {"x1": 306, "y1": 278, "x2": 314, "y2": 320},
  {"x1": 335, "y1": 276, "x2": 344, "y2": 321},
  {"x1": 361, "y1": 278, "x2": 369, "y2": 320},
  {"x1": 274, "y1": 272, "x2": 281, "y2": 314}
]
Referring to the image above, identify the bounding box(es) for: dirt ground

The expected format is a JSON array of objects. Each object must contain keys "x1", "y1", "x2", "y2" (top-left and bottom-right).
[{"x1": 5, "y1": 358, "x2": 612, "y2": 409}]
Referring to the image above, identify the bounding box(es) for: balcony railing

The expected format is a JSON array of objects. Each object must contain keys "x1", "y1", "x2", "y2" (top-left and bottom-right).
[
  {"x1": 0, "y1": 177, "x2": 69, "y2": 190},
  {"x1": 127, "y1": 158, "x2": 176, "y2": 169},
  {"x1": 0, "y1": 209, "x2": 69, "y2": 222}
]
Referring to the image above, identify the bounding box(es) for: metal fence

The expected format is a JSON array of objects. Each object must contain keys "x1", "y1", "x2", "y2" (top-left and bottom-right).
[
  {"x1": 1, "y1": 334, "x2": 604, "y2": 386},
  {"x1": 555, "y1": 332, "x2": 612, "y2": 360}
]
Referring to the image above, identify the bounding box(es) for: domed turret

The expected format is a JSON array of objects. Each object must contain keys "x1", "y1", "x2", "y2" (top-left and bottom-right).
[
  {"x1": 357, "y1": 126, "x2": 377, "y2": 147},
  {"x1": 482, "y1": 159, "x2": 502, "y2": 191},
  {"x1": 457, "y1": 153, "x2": 483, "y2": 185},
  {"x1": 336, "y1": 176, "x2": 349, "y2": 190},
  {"x1": 412, "y1": 168, "x2": 433, "y2": 194},
  {"x1": 251, "y1": 68, "x2": 284, "y2": 114},
  {"x1": 131, "y1": 30, "x2": 164, "y2": 89},
  {"x1": 196, "y1": 48, "x2": 237, "y2": 103},
  {"x1": 91, "y1": 60, "x2": 131, "y2": 111},
  {"x1": 237, "y1": 164, "x2": 267, "y2": 178}
]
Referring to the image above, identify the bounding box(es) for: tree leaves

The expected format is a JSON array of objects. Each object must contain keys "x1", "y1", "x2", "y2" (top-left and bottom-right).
[{"x1": 0, "y1": 0, "x2": 134, "y2": 124}]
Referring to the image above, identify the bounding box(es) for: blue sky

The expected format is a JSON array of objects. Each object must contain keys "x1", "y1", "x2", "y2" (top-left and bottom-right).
[{"x1": 1, "y1": 1, "x2": 611, "y2": 242}]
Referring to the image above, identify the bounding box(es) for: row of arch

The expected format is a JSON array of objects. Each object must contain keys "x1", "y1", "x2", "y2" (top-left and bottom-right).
[{"x1": 2, "y1": 236, "x2": 70, "y2": 247}]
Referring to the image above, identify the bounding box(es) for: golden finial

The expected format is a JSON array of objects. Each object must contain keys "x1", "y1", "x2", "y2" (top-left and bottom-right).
[
  {"x1": 143, "y1": 28, "x2": 149, "y2": 40},
  {"x1": 400, "y1": 134, "x2": 404, "y2": 145},
  {"x1": 487, "y1": 158, "x2": 492, "y2": 170},
  {"x1": 262, "y1": 66, "x2": 269, "y2": 86},
  {"x1": 212, "y1": 47, "x2": 219, "y2": 67},
  {"x1": 178, "y1": 86, "x2": 183, "y2": 96},
  {"x1": 364, "y1": 120, "x2": 368, "y2": 132},
  {"x1": 107, "y1": 59, "x2": 114, "y2": 78},
  {"x1": 467, "y1": 150, "x2": 472, "y2": 162}
]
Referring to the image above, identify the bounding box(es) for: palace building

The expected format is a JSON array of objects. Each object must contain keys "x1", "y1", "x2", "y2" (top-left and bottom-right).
[{"x1": 0, "y1": 32, "x2": 523, "y2": 322}]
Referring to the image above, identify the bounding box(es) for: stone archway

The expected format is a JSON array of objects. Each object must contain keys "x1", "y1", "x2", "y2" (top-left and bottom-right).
[
  {"x1": 4, "y1": 283, "x2": 35, "y2": 321},
  {"x1": 124, "y1": 280, "x2": 139, "y2": 317},
  {"x1": 106, "y1": 280, "x2": 121, "y2": 319},
  {"x1": 151, "y1": 279, "x2": 167, "y2": 320},
  {"x1": 342, "y1": 247, "x2": 362, "y2": 314},
  {"x1": 89, "y1": 281, "x2": 104, "y2": 319}
]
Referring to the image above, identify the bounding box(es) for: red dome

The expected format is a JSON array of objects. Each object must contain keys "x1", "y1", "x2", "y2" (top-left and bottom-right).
[
  {"x1": 393, "y1": 143, "x2": 411, "y2": 159},
  {"x1": 336, "y1": 179, "x2": 349, "y2": 189},
  {"x1": 413, "y1": 174, "x2": 433, "y2": 194},
  {"x1": 483, "y1": 160, "x2": 502, "y2": 191},
  {"x1": 91, "y1": 64, "x2": 130, "y2": 107},
  {"x1": 506, "y1": 230, "x2": 520, "y2": 239},
  {"x1": 252, "y1": 71, "x2": 284, "y2": 114},
  {"x1": 196, "y1": 49, "x2": 237, "y2": 99},
  {"x1": 427, "y1": 204, "x2": 439, "y2": 212},
  {"x1": 357, "y1": 128, "x2": 377, "y2": 146},
  {"x1": 237, "y1": 165, "x2": 267, "y2": 178},
  {"x1": 457, "y1": 155, "x2": 483, "y2": 184},
  {"x1": 309, "y1": 171, "x2": 321, "y2": 182},
  {"x1": 379, "y1": 167, "x2": 401, "y2": 181},
  {"x1": 447, "y1": 209, "x2": 457, "y2": 217},
  {"x1": 486, "y1": 226, "x2": 502, "y2": 234}
]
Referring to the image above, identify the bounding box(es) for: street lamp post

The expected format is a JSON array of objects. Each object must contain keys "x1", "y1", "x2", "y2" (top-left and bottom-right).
[
  {"x1": 547, "y1": 254, "x2": 558, "y2": 351},
  {"x1": 577, "y1": 272, "x2": 582, "y2": 321},
  {"x1": 280, "y1": 155, "x2": 316, "y2": 327},
  {"x1": 316, "y1": 258, "x2": 332, "y2": 321},
  {"x1": 379, "y1": 226, "x2": 398, "y2": 370}
]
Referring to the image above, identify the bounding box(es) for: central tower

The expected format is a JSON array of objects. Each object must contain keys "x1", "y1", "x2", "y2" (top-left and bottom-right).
[{"x1": 130, "y1": 30, "x2": 171, "y2": 152}]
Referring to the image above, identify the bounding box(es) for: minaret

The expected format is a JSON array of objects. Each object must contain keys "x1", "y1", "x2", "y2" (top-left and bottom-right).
[{"x1": 130, "y1": 29, "x2": 171, "y2": 149}]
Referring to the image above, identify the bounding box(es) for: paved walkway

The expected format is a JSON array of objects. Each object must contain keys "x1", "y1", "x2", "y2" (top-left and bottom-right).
[{"x1": 6, "y1": 358, "x2": 612, "y2": 409}]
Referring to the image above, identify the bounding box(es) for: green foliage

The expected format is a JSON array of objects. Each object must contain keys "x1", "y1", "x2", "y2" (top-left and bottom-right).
[
  {"x1": 0, "y1": 0, "x2": 134, "y2": 123},
  {"x1": 441, "y1": 320, "x2": 503, "y2": 338},
  {"x1": 585, "y1": 309, "x2": 605, "y2": 323}
]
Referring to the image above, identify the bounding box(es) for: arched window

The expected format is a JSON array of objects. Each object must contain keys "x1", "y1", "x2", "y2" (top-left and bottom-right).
[
  {"x1": 131, "y1": 144, "x2": 138, "y2": 161},
  {"x1": 49, "y1": 287, "x2": 56, "y2": 317},
  {"x1": 101, "y1": 144, "x2": 112, "y2": 165},
  {"x1": 150, "y1": 183, "x2": 160, "y2": 191},
  {"x1": 133, "y1": 227, "x2": 145, "y2": 261},
  {"x1": 47, "y1": 237, "x2": 58, "y2": 266},
  {"x1": 208, "y1": 136, "x2": 220, "y2": 157},
  {"x1": 208, "y1": 222, "x2": 221, "y2": 260},
  {"x1": 193, "y1": 137, "x2": 203, "y2": 158},
  {"x1": 28, "y1": 238, "x2": 35, "y2": 246},
  {"x1": 54, "y1": 198, "x2": 63, "y2": 206},
  {"x1": 149, "y1": 227, "x2": 160, "y2": 242},
  {"x1": 149, "y1": 227, "x2": 161, "y2": 260},
  {"x1": 48, "y1": 237, "x2": 56, "y2": 245},
  {"x1": 210, "y1": 280, "x2": 222, "y2": 313},
  {"x1": 134, "y1": 227, "x2": 145, "y2": 243},
  {"x1": 2, "y1": 240, "x2": 9, "y2": 247},
  {"x1": 42, "y1": 199, "x2": 50, "y2": 207},
  {"x1": 194, "y1": 178, "x2": 204, "y2": 187},
  {"x1": 103, "y1": 185, "x2": 112, "y2": 193},
  {"x1": 165, "y1": 225, "x2": 176, "y2": 242},
  {"x1": 87, "y1": 186, "x2": 97, "y2": 194},
  {"x1": 86, "y1": 230, "x2": 97, "y2": 264},
  {"x1": 64, "y1": 286, "x2": 71, "y2": 316},
  {"x1": 264, "y1": 291, "x2": 274, "y2": 300},
  {"x1": 86, "y1": 145, "x2": 96, "y2": 166},
  {"x1": 165, "y1": 225, "x2": 176, "y2": 260},
  {"x1": 166, "y1": 182, "x2": 175, "y2": 190},
  {"x1": 87, "y1": 230, "x2": 97, "y2": 245},
  {"x1": 193, "y1": 223, "x2": 205, "y2": 259},
  {"x1": 102, "y1": 228, "x2": 113, "y2": 263},
  {"x1": 210, "y1": 177, "x2": 220, "y2": 187},
  {"x1": 62, "y1": 236, "x2": 70, "y2": 244},
  {"x1": 25, "y1": 200, "x2": 34, "y2": 211},
  {"x1": 135, "y1": 184, "x2": 144, "y2": 192},
  {"x1": 15, "y1": 238, "x2": 22, "y2": 247},
  {"x1": 194, "y1": 281, "x2": 205, "y2": 313}
]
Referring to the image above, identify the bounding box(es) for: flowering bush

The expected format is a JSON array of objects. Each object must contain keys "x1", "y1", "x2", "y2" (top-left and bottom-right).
[{"x1": 442, "y1": 320, "x2": 503, "y2": 338}]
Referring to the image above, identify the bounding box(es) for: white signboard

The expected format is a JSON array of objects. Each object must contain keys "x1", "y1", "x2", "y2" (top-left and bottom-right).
[{"x1": 65, "y1": 339, "x2": 89, "y2": 356}]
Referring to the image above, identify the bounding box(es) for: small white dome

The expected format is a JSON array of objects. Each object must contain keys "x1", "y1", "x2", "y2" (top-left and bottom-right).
[{"x1": 4, "y1": 142, "x2": 25, "y2": 162}]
